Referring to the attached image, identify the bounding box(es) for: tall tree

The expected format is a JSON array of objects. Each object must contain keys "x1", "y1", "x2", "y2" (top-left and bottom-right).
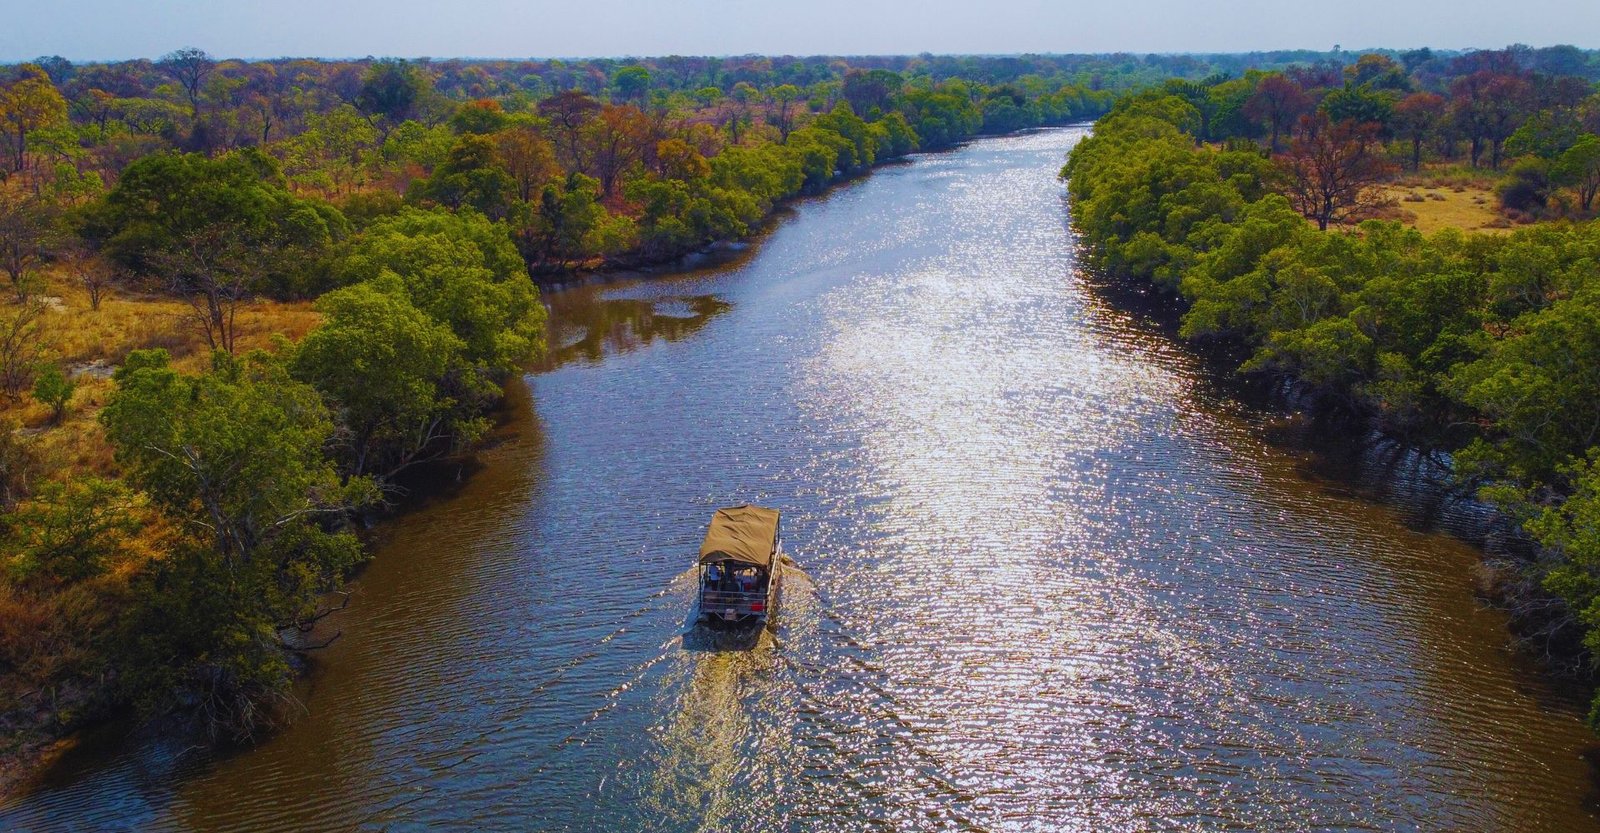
[
  {"x1": 155, "y1": 225, "x2": 260, "y2": 354},
  {"x1": 329, "y1": 209, "x2": 545, "y2": 372},
  {"x1": 1452, "y1": 71, "x2": 1532, "y2": 169},
  {"x1": 1343, "y1": 53, "x2": 1410, "y2": 92},
  {"x1": 493, "y1": 126, "x2": 560, "y2": 203},
  {"x1": 0, "y1": 184, "x2": 61, "y2": 301},
  {"x1": 356, "y1": 58, "x2": 429, "y2": 125},
  {"x1": 1482, "y1": 75, "x2": 1534, "y2": 169},
  {"x1": 768, "y1": 84, "x2": 803, "y2": 140},
  {"x1": 1393, "y1": 92, "x2": 1446, "y2": 170},
  {"x1": 1244, "y1": 75, "x2": 1311, "y2": 152},
  {"x1": 0, "y1": 65, "x2": 69, "y2": 171},
  {"x1": 156, "y1": 47, "x2": 214, "y2": 121},
  {"x1": 410, "y1": 133, "x2": 516, "y2": 219},
  {"x1": 722, "y1": 82, "x2": 759, "y2": 144},
  {"x1": 0, "y1": 300, "x2": 45, "y2": 400},
  {"x1": 582, "y1": 104, "x2": 654, "y2": 199},
  {"x1": 85, "y1": 148, "x2": 345, "y2": 296},
  {"x1": 101, "y1": 349, "x2": 371, "y2": 733},
  {"x1": 1279, "y1": 114, "x2": 1394, "y2": 230},
  {"x1": 841, "y1": 68, "x2": 901, "y2": 116},
  {"x1": 612, "y1": 66, "x2": 651, "y2": 103},
  {"x1": 1555, "y1": 134, "x2": 1600, "y2": 212},
  {"x1": 537, "y1": 89, "x2": 601, "y2": 172},
  {"x1": 291, "y1": 278, "x2": 483, "y2": 478}
]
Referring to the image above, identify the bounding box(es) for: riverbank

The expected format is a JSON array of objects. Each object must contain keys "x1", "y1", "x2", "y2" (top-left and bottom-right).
[
  {"x1": 10, "y1": 127, "x2": 1594, "y2": 830},
  {"x1": 532, "y1": 127, "x2": 1058, "y2": 288},
  {"x1": 1064, "y1": 96, "x2": 1600, "y2": 724},
  {"x1": 0, "y1": 121, "x2": 1098, "y2": 802}
]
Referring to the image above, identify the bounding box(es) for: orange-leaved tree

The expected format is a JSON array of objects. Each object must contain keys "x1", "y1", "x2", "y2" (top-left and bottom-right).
[{"x1": 1279, "y1": 113, "x2": 1395, "y2": 231}]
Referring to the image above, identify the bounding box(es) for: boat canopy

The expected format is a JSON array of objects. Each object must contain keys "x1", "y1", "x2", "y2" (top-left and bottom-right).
[{"x1": 698, "y1": 505, "x2": 780, "y2": 569}]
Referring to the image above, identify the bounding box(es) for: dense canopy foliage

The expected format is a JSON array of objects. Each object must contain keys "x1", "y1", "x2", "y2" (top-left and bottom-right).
[
  {"x1": 0, "y1": 48, "x2": 1125, "y2": 753},
  {"x1": 1064, "y1": 47, "x2": 1600, "y2": 721},
  {"x1": 2, "y1": 42, "x2": 1599, "y2": 773}
]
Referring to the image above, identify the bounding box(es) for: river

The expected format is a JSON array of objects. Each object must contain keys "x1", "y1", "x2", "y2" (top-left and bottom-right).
[{"x1": 4, "y1": 127, "x2": 1599, "y2": 831}]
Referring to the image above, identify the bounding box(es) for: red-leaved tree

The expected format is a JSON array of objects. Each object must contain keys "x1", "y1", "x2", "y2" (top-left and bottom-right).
[
  {"x1": 1244, "y1": 75, "x2": 1312, "y2": 152},
  {"x1": 1279, "y1": 114, "x2": 1395, "y2": 230}
]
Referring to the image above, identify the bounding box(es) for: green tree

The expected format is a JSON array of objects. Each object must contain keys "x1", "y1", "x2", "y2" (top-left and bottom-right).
[
  {"x1": 410, "y1": 133, "x2": 516, "y2": 219},
  {"x1": 31, "y1": 362, "x2": 74, "y2": 423},
  {"x1": 520, "y1": 173, "x2": 614, "y2": 269},
  {"x1": 1499, "y1": 156, "x2": 1554, "y2": 214},
  {"x1": 381, "y1": 120, "x2": 455, "y2": 170},
  {"x1": 812, "y1": 103, "x2": 877, "y2": 172},
  {"x1": 0, "y1": 64, "x2": 69, "y2": 171},
  {"x1": 612, "y1": 66, "x2": 651, "y2": 103},
  {"x1": 333, "y1": 209, "x2": 546, "y2": 372},
  {"x1": 1319, "y1": 85, "x2": 1394, "y2": 129},
  {"x1": 292, "y1": 278, "x2": 486, "y2": 478},
  {"x1": 841, "y1": 68, "x2": 902, "y2": 116},
  {"x1": 101, "y1": 349, "x2": 371, "y2": 733},
  {"x1": 1505, "y1": 109, "x2": 1584, "y2": 161},
  {"x1": 447, "y1": 99, "x2": 510, "y2": 135},
  {"x1": 3, "y1": 476, "x2": 141, "y2": 585},
  {"x1": 768, "y1": 84, "x2": 803, "y2": 140},
  {"x1": 86, "y1": 148, "x2": 347, "y2": 298},
  {"x1": 1554, "y1": 134, "x2": 1600, "y2": 212},
  {"x1": 278, "y1": 104, "x2": 379, "y2": 195},
  {"x1": 357, "y1": 58, "x2": 430, "y2": 124},
  {"x1": 1522, "y1": 450, "x2": 1600, "y2": 725},
  {"x1": 1448, "y1": 299, "x2": 1600, "y2": 482}
]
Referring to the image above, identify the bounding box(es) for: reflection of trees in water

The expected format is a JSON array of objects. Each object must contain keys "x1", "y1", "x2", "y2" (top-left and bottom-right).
[{"x1": 540, "y1": 292, "x2": 731, "y2": 369}]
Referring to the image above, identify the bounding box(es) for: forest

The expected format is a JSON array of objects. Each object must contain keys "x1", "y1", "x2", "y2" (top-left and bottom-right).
[
  {"x1": 3, "y1": 41, "x2": 1599, "y2": 789},
  {"x1": 0, "y1": 48, "x2": 1139, "y2": 787},
  {"x1": 1062, "y1": 46, "x2": 1600, "y2": 720}
]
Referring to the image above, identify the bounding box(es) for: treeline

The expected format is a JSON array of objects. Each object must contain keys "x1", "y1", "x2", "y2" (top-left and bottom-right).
[
  {"x1": 1, "y1": 52, "x2": 1118, "y2": 275},
  {"x1": 1065, "y1": 60, "x2": 1600, "y2": 721},
  {"x1": 1123, "y1": 47, "x2": 1600, "y2": 223}
]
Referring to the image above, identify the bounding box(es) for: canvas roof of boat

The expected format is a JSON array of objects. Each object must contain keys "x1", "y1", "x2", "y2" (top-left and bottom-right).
[{"x1": 698, "y1": 505, "x2": 780, "y2": 568}]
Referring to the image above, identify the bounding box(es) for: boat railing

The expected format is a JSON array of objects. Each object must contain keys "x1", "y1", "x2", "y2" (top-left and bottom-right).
[{"x1": 700, "y1": 588, "x2": 769, "y2": 610}]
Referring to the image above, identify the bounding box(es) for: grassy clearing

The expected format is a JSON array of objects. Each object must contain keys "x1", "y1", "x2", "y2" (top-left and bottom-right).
[
  {"x1": 1376, "y1": 163, "x2": 1515, "y2": 234},
  {"x1": 1381, "y1": 181, "x2": 1511, "y2": 234},
  {"x1": 2, "y1": 274, "x2": 321, "y2": 476}
]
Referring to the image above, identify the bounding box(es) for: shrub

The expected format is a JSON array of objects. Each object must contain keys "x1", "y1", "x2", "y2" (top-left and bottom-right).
[{"x1": 31, "y1": 363, "x2": 75, "y2": 422}]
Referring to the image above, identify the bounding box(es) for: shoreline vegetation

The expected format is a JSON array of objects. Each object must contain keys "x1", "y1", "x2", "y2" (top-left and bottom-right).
[
  {"x1": 0, "y1": 50, "x2": 1134, "y2": 797},
  {"x1": 1062, "y1": 47, "x2": 1600, "y2": 724},
  {"x1": 1, "y1": 43, "x2": 1597, "y2": 798}
]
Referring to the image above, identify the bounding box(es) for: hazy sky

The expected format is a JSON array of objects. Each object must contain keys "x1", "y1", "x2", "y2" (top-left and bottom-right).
[{"x1": 5, "y1": 0, "x2": 1599, "y2": 62}]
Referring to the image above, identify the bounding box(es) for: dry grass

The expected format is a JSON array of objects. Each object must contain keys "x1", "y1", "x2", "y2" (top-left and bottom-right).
[
  {"x1": 1, "y1": 269, "x2": 324, "y2": 485},
  {"x1": 1392, "y1": 162, "x2": 1507, "y2": 192},
  {"x1": 1379, "y1": 182, "x2": 1510, "y2": 235},
  {"x1": 1377, "y1": 162, "x2": 1516, "y2": 234}
]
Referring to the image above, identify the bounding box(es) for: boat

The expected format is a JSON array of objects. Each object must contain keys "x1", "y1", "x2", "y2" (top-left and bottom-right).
[{"x1": 696, "y1": 505, "x2": 782, "y2": 628}]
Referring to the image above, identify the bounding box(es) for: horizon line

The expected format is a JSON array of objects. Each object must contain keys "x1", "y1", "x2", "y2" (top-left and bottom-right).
[{"x1": 2, "y1": 43, "x2": 1587, "y2": 66}]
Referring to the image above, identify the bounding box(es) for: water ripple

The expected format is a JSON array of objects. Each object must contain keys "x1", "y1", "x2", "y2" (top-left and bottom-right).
[{"x1": 5, "y1": 129, "x2": 1598, "y2": 833}]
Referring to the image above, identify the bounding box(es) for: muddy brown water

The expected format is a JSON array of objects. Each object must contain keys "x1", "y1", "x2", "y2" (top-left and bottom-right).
[{"x1": 4, "y1": 128, "x2": 1598, "y2": 831}]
